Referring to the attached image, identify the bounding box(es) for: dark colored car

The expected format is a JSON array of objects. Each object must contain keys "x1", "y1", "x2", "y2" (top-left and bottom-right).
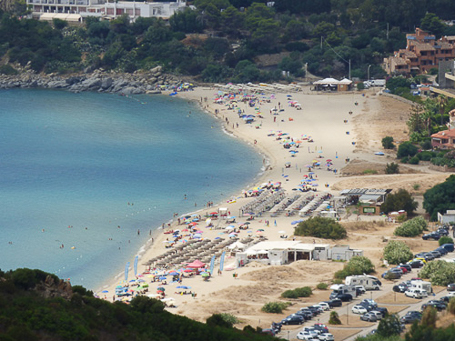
[
  {"x1": 334, "y1": 294, "x2": 353, "y2": 302},
  {"x1": 430, "y1": 250, "x2": 442, "y2": 258},
  {"x1": 436, "y1": 247, "x2": 448, "y2": 256},
  {"x1": 437, "y1": 228, "x2": 449, "y2": 236},
  {"x1": 374, "y1": 307, "x2": 389, "y2": 318},
  {"x1": 408, "y1": 260, "x2": 425, "y2": 268},
  {"x1": 422, "y1": 300, "x2": 447, "y2": 311},
  {"x1": 306, "y1": 306, "x2": 322, "y2": 315},
  {"x1": 281, "y1": 315, "x2": 304, "y2": 325},
  {"x1": 399, "y1": 264, "x2": 412, "y2": 272},
  {"x1": 442, "y1": 243, "x2": 455, "y2": 252},
  {"x1": 440, "y1": 296, "x2": 452, "y2": 303},
  {"x1": 422, "y1": 252, "x2": 435, "y2": 261},
  {"x1": 294, "y1": 310, "x2": 312, "y2": 320},
  {"x1": 422, "y1": 232, "x2": 441, "y2": 240},
  {"x1": 313, "y1": 323, "x2": 329, "y2": 333},
  {"x1": 447, "y1": 283, "x2": 455, "y2": 292},
  {"x1": 382, "y1": 271, "x2": 401, "y2": 279},
  {"x1": 324, "y1": 299, "x2": 342, "y2": 308},
  {"x1": 400, "y1": 311, "x2": 422, "y2": 324}
]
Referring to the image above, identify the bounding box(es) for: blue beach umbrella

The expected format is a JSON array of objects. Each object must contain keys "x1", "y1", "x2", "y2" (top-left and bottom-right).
[{"x1": 102, "y1": 290, "x2": 109, "y2": 293}]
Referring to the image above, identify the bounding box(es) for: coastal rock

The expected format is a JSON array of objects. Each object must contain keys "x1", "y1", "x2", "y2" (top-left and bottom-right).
[
  {"x1": 101, "y1": 77, "x2": 113, "y2": 89},
  {"x1": 121, "y1": 86, "x2": 145, "y2": 95},
  {"x1": 47, "y1": 80, "x2": 69, "y2": 89},
  {"x1": 81, "y1": 77, "x2": 102, "y2": 89}
]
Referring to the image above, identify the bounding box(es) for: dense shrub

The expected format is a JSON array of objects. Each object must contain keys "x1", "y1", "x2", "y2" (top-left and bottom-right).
[
  {"x1": 334, "y1": 256, "x2": 375, "y2": 279},
  {"x1": 382, "y1": 136, "x2": 394, "y2": 149},
  {"x1": 206, "y1": 313, "x2": 238, "y2": 328},
  {"x1": 448, "y1": 297, "x2": 455, "y2": 315},
  {"x1": 383, "y1": 240, "x2": 413, "y2": 265},
  {"x1": 439, "y1": 236, "x2": 454, "y2": 246},
  {"x1": 400, "y1": 156, "x2": 409, "y2": 163},
  {"x1": 397, "y1": 141, "x2": 418, "y2": 158},
  {"x1": 0, "y1": 64, "x2": 18, "y2": 75},
  {"x1": 316, "y1": 283, "x2": 328, "y2": 290},
  {"x1": 385, "y1": 162, "x2": 399, "y2": 174},
  {"x1": 394, "y1": 216, "x2": 427, "y2": 237},
  {"x1": 419, "y1": 260, "x2": 455, "y2": 286},
  {"x1": 281, "y1": 286, "x2": 312, "y2": 298},
  {"x1": 261, "y1": 302, "x2": 289, "y2": 314},
  {"x1": 421, "y1": 140, "x2": 433, "y2": 150},
  {"x1": 294, "y1": 217, "x2": 347, "y2": 240},
  {"x1": 417, "y1": 151, "x2": 435, "y2": 161},
  {"x1": 377, "y1": 314, "x2": 403, "y2": 337},
  {"x1": 408, "y1": 156, "x2": 420, "y2": 164},
  {"x1": 424, "y1": 175, "x2": 455, "y2": 221},
  {"x1": 329, "y1": 311, "x2": 341, "y2": 325}
]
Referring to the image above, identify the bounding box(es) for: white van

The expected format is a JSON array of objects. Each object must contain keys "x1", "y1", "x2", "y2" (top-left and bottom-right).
[
  {"x1": 405, "y1": 288, "x2": 428, "y2": 299},
  {"x1": 411, "y1": 280, "x2": 432, "y2": 293},
  {"x1": 345, "y1": 275, "x2": 382, "y2": 291}
]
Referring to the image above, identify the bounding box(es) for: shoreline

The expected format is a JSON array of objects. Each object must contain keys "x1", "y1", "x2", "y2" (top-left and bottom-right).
[{"x1": 96, "y1": 85, "x2": 364, "y2": 300}]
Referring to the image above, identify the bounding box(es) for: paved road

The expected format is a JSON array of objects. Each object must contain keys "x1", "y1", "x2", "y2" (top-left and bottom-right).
[{"x1": 277, "y1": 253, "x2": 450, "y2": 341}]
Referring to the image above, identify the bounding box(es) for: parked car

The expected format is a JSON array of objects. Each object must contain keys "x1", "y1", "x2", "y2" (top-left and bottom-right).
[
  {"x1": 361, "y1": 299, "x2": 377, "y2": 307},
  {"x1": 318, "y1": 302, "x2": 331, "y2": 311},
  {"x1": 440, "y1": 296, "x2": 452, "y2": 303},
  {"x1": 382, "y1": 271, "x2": 401, "y2": 279},
  {"x1": 405, "y1": 288, "x2": 428, "y2": 299},
  {"x1": 370, "y1": 310, "x2": 384, "y2": 320},
  {"x1": 333, "y1": 293, "x2": 352, "y2": 302},
  {"x1": 436, "y1": 247, "x2": 448, "y2": 256},
  {"x1": 312, "y1": 323, "x2": 329, "y2": 333},
  {"x1": 408, "y1": 259, "x2": 425, "y2": 268},
  {"x1": 281, "y1": 315, "x2": 304, "y2": 325},
  {"x1": 295, "y1": 310, "x2": 312, "y2": 320},
  {"x1": 422, "y1": 300, "x2": 447, "y2": 311},
  {"x1": 422, "y1": 232, "x2": 441, "y2": 240},
  {"x1": 352, "y1": 305, "x2": 368, "y2": 314},
  {"x1": 399, "y1": 263, "x2": 412, "y2": 272},
  {"x1": 437, "y1": 228, "x2": 449, "y2": 236},
  {"x1": 319, "y1": 333, "x2": 335, "y2": 341},
  {"x1": 261, "y1": 328, "x2": 275, "y2": 336},
  {"x1": 423, "y1": 252, "x2": 436, "y2": 261},
  {"x1": 324, "y1": 299, "x2": 342, "y2": 308},
  {"x1": 390, "y1": 267, "x2": 404, "y2": 275},
  {"x1": 374, "y1": 307, "x2": 389, "y2": 318},
  {"x1": 442, "y1": 243, "x2": 455, "y2": 252},
  {"x1": 360, "y1": 312, "x2": 378, "y2": 322},
  {"x1": 447, "y1": 283, "x2": 455, "y2": 292},
  {"x1": 296, "y1": 331, "x2": 318, "y2": 340},
  {"x1": 401, "y1": 311, "x2": 422, "y2": 324},
  {"x1": 355, "y1": 285, "x2": 366, "y2": 295}
]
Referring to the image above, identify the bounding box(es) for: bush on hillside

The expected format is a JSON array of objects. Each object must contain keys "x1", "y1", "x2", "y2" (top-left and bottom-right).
[
  {"x1": 397, "y1": 141, "x2": 418, "y2": 158},
  {"x1": 394, "y1": 216, "x2": 427, "y2": 237},
  {"x1": 383, "y1": 240, "x2": 413, "y2": 265},
  {"x1": 294, "y1": 217, "x2": 347, "y2": 240},
  {"x1": 380, "y1": 189, "x2": 418, "y2": 215},
  {"x1": 261, "y1": 302, "x2": 289, "y2": 314},
  {"x1": 382, "y1": 136, "x2": 394, "y2": 149},
  {"x1": 334, "y1": 256, "x2": 375, "y2": 279},
  {"x1": 419, "y1": 260, "x2": 455, "y2": 286},
  {"x1": 385, "y1": 162, "x2": 399, "y2": 174},
  {"x1": 329, "y1": 311, "x2": 341, "y2": 325},
  {"x1": 281, "y1": 286, "x2": 312, "y2": 298},
  {"x1": 316, "y1": 283, "x2": 328, "y2": 290},
  {"x1": 439, "y1": 236, "x2": 454, "y2": 246}
]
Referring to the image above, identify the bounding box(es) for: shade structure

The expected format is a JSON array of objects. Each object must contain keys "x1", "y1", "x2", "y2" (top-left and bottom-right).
[{"x1": 186, "y1": 259, "x2": 206, "y2": 268}]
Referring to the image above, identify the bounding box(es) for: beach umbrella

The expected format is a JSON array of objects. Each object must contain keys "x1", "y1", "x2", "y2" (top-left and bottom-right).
[
  {"x1": 225, "y1": 225, "x2": 235, "y2": 230},
  {"x1": 137, "y1": 279, "x2": 145, "y2": 282},
  {"x1": 184, "y1": 269, "x2": 193, "y2": 273},
  {"x1": 257, "y1": 229, "x2": 265, "y2": 232},
  {"x1": 326, "y1": 159, "x2": 332, "y2": 162},
  {"x1": 102, "y1": 290, "x2": 109, "y2": 293},
  {"x1": 115, "y1": 285, "x2": 123, "y2": 289},
  {"x1": 201, "y1": 272, "x2": 210, "y2": 277},
  {"x1": 278, "y1": 231, "x2": 286, "y2": 234},
  {"x1": 157, "y1": 287, "x2": 165, "y2": 291},
  {"x1": 159, "y1": 276, "x2": 167, "y2": 280},
  {"x1": 168, "y1": 271, "x2": 179, "y2": 276},
  {"x1": 193, "y1": 233, "x2": 202, "y2": 238},
  {"x1": 291, "y1": 219, "x2": 304, "y2": 225}
]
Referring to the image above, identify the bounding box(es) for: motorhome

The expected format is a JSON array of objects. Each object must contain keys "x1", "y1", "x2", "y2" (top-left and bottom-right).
[
  {"x1": 329, "y1": 284, "x2": 357, "y2": 299},
  {"x1": 411, "y1": 280, "x2": 432, "y2": 293},
  {"x1": 345, "y1": 275, "x2": 382, "y2": 291}
]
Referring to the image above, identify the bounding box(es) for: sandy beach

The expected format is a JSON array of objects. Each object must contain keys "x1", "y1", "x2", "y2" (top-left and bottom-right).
[{"x1": 97, "y1": 85, "x2": 449, "y2": 335}]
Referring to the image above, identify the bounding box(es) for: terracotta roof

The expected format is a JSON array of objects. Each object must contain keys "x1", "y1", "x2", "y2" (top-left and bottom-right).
[
  {"x1": 414, "y1": 42, "x2": 435, "y2": 51},
  {"x1": 431, "y1": 129, "x2": 455, "y2": 139}
]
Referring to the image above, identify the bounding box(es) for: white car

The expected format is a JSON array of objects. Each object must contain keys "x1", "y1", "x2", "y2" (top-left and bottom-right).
[
  {"x1": 296, "y1": 331, "x2": 319, "y2": 340},
  {"x1": 319, "y1": 333, "x2": 335, "y2": 341},
  {"x1": 352, "y1": 305, "x2": 368, "y2": 314},
  {"x1": 302, "y1": 327, "x2": 321, "y2": 335},
  {"x1": 317, "y1": 302, "x2": 331, "y2": 311},
  {"x1": 448, "y1": 291, "x2": 455, "y2": 297},
  {"x1": 405, "y1": 288, "x2": 428, "y2": 299}
]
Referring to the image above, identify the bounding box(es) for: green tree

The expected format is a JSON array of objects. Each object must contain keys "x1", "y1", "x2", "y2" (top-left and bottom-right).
[
  {"x1": 329, "y1": 311, "x2": 341, "y2": 325},
  {"x1": 295, "y1": 217, "x2": 347, "y2": 240},
  {"x1": 397, "y1": 142, "x2": 418, "y2": 158},
  {"x1": 424, "y1": 175, "x2": 455, "y2": 221},
  {"x1": 420, "y1": 13, "x2": 445, "y2": 37},
  {"x1": 394, "y1": 216, "x2": 427, "y2": 237},
  {"x1": 439, "y1": 236, "x2": 454, "y2": 246},
  {"x1": 420, "y1": 260, "x2": 455, "y2": 286},
  {"x1": 381, "y1": 189, "x2": 418, "y2": 215},
  {"x1": 421, "y1": 306, "x2": 437, "y2": 329},
  {"x1": 334, "y1": 256, "x2": 375, "y2": 279},
  {"x1": 377, "y1": 314, "x2": 402, "y2": 337},
  {"x1": 206, "y1": 313, "x2": 234, "y2": 328},
  {"x1": 382, "y1": 136, "x2": 395, "y2": 149},
  {"x1": 386, "y1": 77, "x2": 410, "y2": 94},
  {"x1": 383, "y1": 240, "x2": 413, "y2": 264}
]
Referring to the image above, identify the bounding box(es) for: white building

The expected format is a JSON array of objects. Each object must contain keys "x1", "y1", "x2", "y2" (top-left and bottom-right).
[
  {"x1": 438, "y1": 210, "x2": 455, "y2": 224},
  {"x1": 29, "y1": 0, "x2": 188, "y2": 21}
]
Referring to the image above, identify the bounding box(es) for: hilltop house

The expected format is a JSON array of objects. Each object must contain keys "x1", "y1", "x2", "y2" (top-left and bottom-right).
[
  {"x1": 431, "y1": 109, "x2": 455, "y2": 149},
  {"x1": 28, "y1": 0, "x2": 188, "y2": 22},
  {"x1": 383, "y1": 28, "x2": 455, "y2": 76}
]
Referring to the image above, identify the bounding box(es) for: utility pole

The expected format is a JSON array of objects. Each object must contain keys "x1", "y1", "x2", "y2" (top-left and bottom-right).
[
  {"x1": 349, "y1": 59, "x2": 351, "y2": 80},
  {"x1": 368, "y1": 64, "x2": 371, "y2": 81}
]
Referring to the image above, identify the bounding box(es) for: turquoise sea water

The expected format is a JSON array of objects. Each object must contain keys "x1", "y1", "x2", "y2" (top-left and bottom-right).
[{"x1": 0, "y1": 89, "x2": 262, "y2": 290}]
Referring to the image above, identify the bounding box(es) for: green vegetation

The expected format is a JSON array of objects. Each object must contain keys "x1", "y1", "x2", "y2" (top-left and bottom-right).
[
  {"x1": 294, "y1": 217, "x2": 347, "y2": 240},
  {"x1": 439, "y1": 236, "x2": 454, "y2": 246},
  {"x1": 448, "y1": 297, "x2": 455, "y2": 315},
  {"x1": 382, "y1": 136, "x2": 395, "y2": 149},
  {"x1": 316, "y1": 282, "x2": 328, "y2": 290},
  {"x1": 394, "y1": 216, "x2": 427, "y2": 237},
  {"x1": 334, "y1": 256, "x2": 375, "y2": 279},
  {"x1": 419, "y1": 260, "x2": 455, "y2": 286},
  {"x1": 363, "y1": 169, "x2": 378, "y2": 175},
  {"x1": 0, "y1": 268, "x2": 275, "y2": 341},
  {"x1": 380, "y1": 189, "x2": 418, "y2": 215},
  {"x1": 397, "y1": 141, "x2": 418, "y2": 158},
  {"x1": 328, "y1": 311, "x2": 341, "y2": 325},
  {"x1": 424, "y1": 175, "x2": 455, "y2": 221},
  {"x1": 261, "y1": 301, "x2": 289, "y2": 314},
  {"x1": 281, "y1": 286, "x2": 312, "y2": 299},
  {"x1": 377, "y1": 314, "x2": 402, "y2": 338},
  {"x1": 385, "y1": 163, "x2": 399, "y2": 174},
  {"x1": 207, "y1": 313, "x2": 239, "y2": 328},
  {"x1": 383, "y1": 240, "x2": 413, "y2": 265}
]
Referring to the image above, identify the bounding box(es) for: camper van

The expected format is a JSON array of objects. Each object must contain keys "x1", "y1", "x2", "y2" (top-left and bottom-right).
[
  {"x1": 411, "y1": 280, "x2": 432, "y2": 293},
  {"x1": 329, "y1": 284, "x2": 357, "y2": 299},
  {"x1": 345, "y1": 275, "x2": 382, "y2": 291}
]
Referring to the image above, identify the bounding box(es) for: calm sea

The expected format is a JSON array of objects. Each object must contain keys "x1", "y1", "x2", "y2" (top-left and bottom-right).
[{"x1": 0, "y1": 89, "x2": 262, "y2": 290}]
